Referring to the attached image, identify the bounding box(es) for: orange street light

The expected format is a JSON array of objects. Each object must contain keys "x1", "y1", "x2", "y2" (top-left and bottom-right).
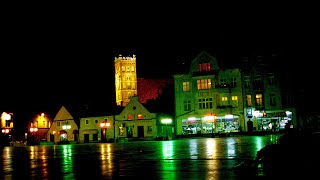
[{"x1": 100, "y1": 120, "x2": 110, "y2": 142}]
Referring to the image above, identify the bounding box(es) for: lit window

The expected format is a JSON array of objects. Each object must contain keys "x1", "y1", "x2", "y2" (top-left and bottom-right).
[
  {"x1": 128, "y1": 115, "x2": 132, "y2": 120},
  {"x1": 197, "y1": 79, "x2": 212, "y2": 90},
  {"x1": 222, "y1": 96, "x2": 228, "y2": 106},
  {"x1": 138, "y1": 114, "x2": 143, "y2": 119},
  {"x1": 231, "y1": 96, "x2": 238, "y2": 107},
  {"x1": 246, "y1": 95, "x2": 252, "y2": 107},
  {"x1": 199, "y1": 63, "x2": 211, "y2": 72},
  {"x1": 183, "y1": 82, "x2": 190, "y2": 92}
]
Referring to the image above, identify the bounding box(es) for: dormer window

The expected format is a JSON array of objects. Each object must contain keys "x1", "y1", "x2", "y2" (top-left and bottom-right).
[{"x1": 199, "y1": 63, "x2": 211, "y2": 72}]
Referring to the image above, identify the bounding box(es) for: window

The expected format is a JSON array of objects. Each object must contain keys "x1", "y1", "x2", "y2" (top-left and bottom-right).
[
  {"x1": 137, "y1": 114, "x2": 143, "y2": 119},
  {"x1": 199, "y1": 63, "x2": 211, "y2": 72},
  {"x1": 128, "y1": 115, "x2": 132, "y2": 120},
  {"x1": 270, "y1": 93, "x2": 276, "y2": 106},
  {"x1": 198, "y1": 98, "x2": 213, "y2": 109},
  {"x1": 85, "y1": 120, "x2": 89, "y2": 125},
  {"x1": 57, "y1": 121, "x2": 60, "y2": 127},
  {"x1": 246, "y1": 95, "x2": 252, "y2": 107},
  {"x1": 197, "y1": 79, "x2": 212, "y2": 90},
  {"x1": 244, "y1": 76, "x2": 250, "y2": 88},
  {"x1": 254, "y1": 75, "x2": 262, "y2": 84},
  {"x1": 147, "y1": 126, "x2": 153, "y2": 134},
  {"x1": 183, "y1": 82, "x2": 190, "y2": 92},
  {"x1": 221, "y1": 96, "x2": 228, "y2": 106},
  {"x1": 230, "y1": 78, "x2": 237, "y2": 87},
  {"x1": 267, "y1": 73, "x2": 275, "y2": 84},
  {"x1": 184, "y1": 99, "x2": 191, "y2": 111},
  {"x1": 231, "y1": 96, "x2": 239, "y2": 107},
  {"x1": 256, "y1": 94, "x2": 263, "y2": 106},
  {"x1": 5, "y1": 121, "x2": 10, "y2": 127},
  {"x1": 220, "y1": 78, "x2": 227, "y2": 86},
  {"x1": 93, "y1": 134, "x2": 98, "y2": 141},
  {"x1": 95, "y1": 120, "x2": 98, "y2": 123}
]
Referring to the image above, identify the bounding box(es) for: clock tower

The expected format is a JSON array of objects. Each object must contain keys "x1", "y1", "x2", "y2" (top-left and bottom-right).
[{"x1": 114, "y1": 54, "x2": 137, "y2": 106}]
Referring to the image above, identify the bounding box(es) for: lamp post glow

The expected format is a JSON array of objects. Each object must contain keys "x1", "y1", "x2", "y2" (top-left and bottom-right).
[
  {"x1": 100, "y1": 120, "x2": 110, "y2": 142},
  {"x1": 161, "y1": 118, "x2": 172, "y2": 140}
]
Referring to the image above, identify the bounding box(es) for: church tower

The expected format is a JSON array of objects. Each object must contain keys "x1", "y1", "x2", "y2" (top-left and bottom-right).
[{"x1": 114, "y1": 54, "x2": 137, "y2": 106}]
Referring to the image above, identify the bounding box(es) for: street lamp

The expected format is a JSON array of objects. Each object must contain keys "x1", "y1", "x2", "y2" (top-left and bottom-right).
[
  {"x1": 100, "y1": 120, "x2": 110, "y2": 142},
  {"x1": 161, "y1": 118, "x2": 172, "y2": 140},
  {"x1": 29, "y1": 127, "x2": 38, "y2": 145}
]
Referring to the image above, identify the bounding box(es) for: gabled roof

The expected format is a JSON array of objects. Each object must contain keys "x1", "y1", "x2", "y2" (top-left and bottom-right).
[
  {"x1": 118, "y1": 96, "x2": 152, "y2": 117},
  {"x1": 189, "y1": 51, "x2": 220, "y2": 73},
  {"x1": 53, "y1": 106, "x2": 74, "y2": 121}
]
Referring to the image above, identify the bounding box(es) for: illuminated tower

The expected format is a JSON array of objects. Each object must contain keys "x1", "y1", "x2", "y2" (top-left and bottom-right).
[{"x1": 114, "y1": 54, "x2": 137, "y2": 106}]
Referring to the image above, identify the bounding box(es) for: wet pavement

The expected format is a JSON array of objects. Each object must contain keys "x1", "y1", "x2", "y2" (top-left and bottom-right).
[{"x1": 0, "y1": 135, "x2": 281, "y2": 179}]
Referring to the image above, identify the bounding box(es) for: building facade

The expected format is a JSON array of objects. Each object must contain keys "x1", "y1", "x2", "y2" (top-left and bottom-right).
[
  {"x1": 0, "y1": 112, "x2": 14, "y2": 143},
  {"x1": 47, "y1": 106, "x2": 79, "y2": 144},
  {"x1": 241, "y1": 56, "x2": 296, "y2": 132},
  {"x1": 79, "y1": 115, "x2": 114, "y2": 143},
  {"x1": 114, "y1": 54, "x2": 137, "y2": 107},
  {"x1": 114, "y1": 96, "x2": 157, "y2": 140},
  {"x1": 174, "y1": 51, "x2": 295, "y2": 136},
  {"x1": 27, "y1": 113, "x2": 52, "y2": 143},
  {"x1": 174, "y1": 51, "x2": 244, "y2": 135}
]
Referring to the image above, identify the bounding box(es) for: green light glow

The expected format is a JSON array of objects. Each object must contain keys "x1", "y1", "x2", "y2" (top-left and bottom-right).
[
  {"x1": 62, "y1": 145, "x2": 74, "y2": 179},
  {"x1": 161, "y1": 119, "x2": 172, "y2": 124},
  {"x1": 161, "y1": 141, "x2": 176, "y2": 180}
]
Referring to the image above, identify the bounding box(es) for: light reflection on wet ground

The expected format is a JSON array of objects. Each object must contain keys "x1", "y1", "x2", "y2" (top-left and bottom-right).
[{"x1": 0, "y1": 135, "x2": 281, "y2": 179}]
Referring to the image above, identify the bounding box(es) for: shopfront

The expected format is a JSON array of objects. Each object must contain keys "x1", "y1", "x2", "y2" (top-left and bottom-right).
[{"x1": 181, "y1": 115, "x2": 240, "y2": 135}]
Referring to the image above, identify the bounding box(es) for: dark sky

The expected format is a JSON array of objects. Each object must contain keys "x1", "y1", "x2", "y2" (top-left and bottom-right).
[{"x1": 1, "y1": 7, "x2": 316, "y2": 115}]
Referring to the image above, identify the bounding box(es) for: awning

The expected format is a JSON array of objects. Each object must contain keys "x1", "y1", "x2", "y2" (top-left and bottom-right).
[
  {"x1": 82, "y1": 129, "x2": 99, "y2": 134},
  {"x1": 59, "y1": 130, "x2": 67, "y2": 134}
]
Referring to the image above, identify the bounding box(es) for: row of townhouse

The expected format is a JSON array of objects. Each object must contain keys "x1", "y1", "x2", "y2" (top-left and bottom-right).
[{"x1": 12, "y1": 96, "x2": 172, "y2": 144}]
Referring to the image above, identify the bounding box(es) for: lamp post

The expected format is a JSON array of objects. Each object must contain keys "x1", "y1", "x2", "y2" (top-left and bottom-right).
[
  {"x1": 161, "y1": 118, "x2": 172, "y2": 140},
  {"x1": 100, "y1": 120, "x2": 110, "y2": 142}
]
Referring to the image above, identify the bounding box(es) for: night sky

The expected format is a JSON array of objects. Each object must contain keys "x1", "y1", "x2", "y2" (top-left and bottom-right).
[{"x1": 1, "y1": 7, "x2": 317, "y2": 117}]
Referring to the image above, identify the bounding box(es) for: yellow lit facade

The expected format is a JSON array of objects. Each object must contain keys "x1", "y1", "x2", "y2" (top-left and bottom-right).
[
  {"x1": 114, "y1": 54, "x2": 137, "y2": 107},
  {"x1": 1, "y1": 112, "x2": 13, "y2": 134},
  {"x1": 28, "y1": 113, "x2": 52, "y2": 141}
]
